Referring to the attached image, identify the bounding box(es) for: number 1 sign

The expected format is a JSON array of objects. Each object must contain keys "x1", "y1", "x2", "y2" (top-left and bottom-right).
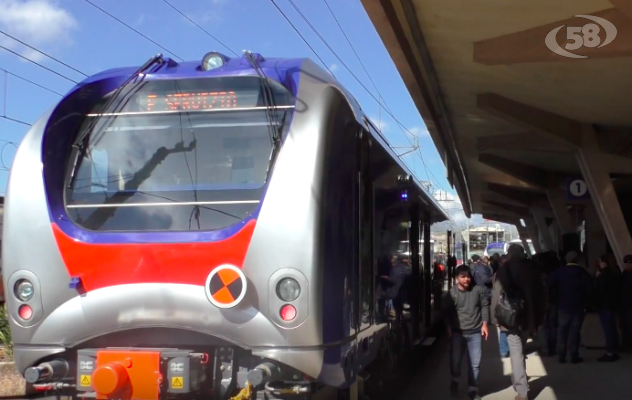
[{"x1": 566, "y1": 177, "x2": 590, "y2": 200}]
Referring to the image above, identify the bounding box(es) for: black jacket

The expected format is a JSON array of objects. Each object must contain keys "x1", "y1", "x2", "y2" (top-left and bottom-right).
[
  {"x1": 595, "y1": 267, "x2": 621, "y2": 311},
  {"x1": 493, "y1": 255, "x2": 546, "y2": 333}
]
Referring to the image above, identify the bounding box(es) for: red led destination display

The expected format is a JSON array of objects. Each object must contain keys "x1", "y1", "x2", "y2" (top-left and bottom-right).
[{"x1": 143, "y1": 91, "x2": 239, "y2": 112}]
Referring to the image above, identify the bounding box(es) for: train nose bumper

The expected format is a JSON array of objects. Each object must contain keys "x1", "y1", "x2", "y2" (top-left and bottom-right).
[{"x1": 90, "y1": 351, "x2": 162, "y2": 400}]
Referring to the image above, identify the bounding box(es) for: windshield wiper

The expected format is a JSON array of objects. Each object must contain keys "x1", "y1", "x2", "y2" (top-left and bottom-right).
[
  {"x1": 71, "y1": 53, "x2": 165, "y2": 149},
  {"x1": 68, "y1": 54, "x2": 165, "y2": 190}
]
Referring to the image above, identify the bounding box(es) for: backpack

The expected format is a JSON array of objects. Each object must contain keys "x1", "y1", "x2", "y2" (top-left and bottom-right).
[{"x1": 494, "y1": 265, "x2": 524, "y2": 330}]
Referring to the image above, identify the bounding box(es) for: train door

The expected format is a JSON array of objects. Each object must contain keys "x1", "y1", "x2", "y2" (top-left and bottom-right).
[{"x1": 358, "y1": 130, "x2": 374, "y2": 330}]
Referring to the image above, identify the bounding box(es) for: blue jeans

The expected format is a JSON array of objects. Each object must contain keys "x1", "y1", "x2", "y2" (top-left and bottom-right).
[
  {"x1": 598, "y1": 310, "x2": 620, "y2": 353},
  {"x1": 621, "y1": 308, "x2": 632, "y2": 351},
  {"x1": 450, "y1": 331, "x2": 482, "y2": 391},
  {"x1": 538, "y1": 307, "x2": 558, "y2": 354},
  {"x1": 498, "y1": 327, "x2": 509, "y2": 357},
  {"x1": 557, "y1": 309, "x2": 584, "y2": 359}
]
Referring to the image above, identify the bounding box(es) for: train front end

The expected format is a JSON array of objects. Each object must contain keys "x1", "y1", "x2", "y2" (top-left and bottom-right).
[{"x1": 2, "y1": 53, "x2": 335, "y2": 399}]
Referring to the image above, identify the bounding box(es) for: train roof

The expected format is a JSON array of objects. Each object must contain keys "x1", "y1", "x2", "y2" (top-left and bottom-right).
[{"x1": 71, "y1": 52, "x2": 451, "y2": 223}]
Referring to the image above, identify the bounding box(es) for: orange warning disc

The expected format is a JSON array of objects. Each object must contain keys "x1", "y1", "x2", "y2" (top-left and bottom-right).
[{"x1": 204, "y1": 264, "x2": 247, "y2": 308}]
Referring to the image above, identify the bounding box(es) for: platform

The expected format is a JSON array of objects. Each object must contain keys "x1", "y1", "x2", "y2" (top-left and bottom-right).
[{"x1": 399, "y1": 312, "x2": 632, "y2": 400}]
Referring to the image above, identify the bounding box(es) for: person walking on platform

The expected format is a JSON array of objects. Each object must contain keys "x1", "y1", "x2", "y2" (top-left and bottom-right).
[
  {"x1": 442, "y1": 265, "x2": 490, "y2": 400},
  {"x1": 547, "y1": 251, "x2": 592, "y2": 364},
  {"x1": 595, "y1": 255, "x2": 621, "y2": 362},
  {"x1": 494, "y1": 254, "x2": 510, "y2": 358},
  {"x1": 620, "y1": 255, "x2": 632, "y2": 353},
  {"x1": 491, "y1": 244, "x2": 545, "y2": 400},
  {"x1": 472, "y1": 255, "x2": 493, "y2": 300}
]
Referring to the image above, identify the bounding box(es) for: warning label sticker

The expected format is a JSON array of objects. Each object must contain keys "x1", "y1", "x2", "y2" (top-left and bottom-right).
[
  {"x1": 171, "y1": 377, "x2": 183, "y2": 389},
  {"x1": 80, "y1": 375, "x2": 91, "y2": 386}
]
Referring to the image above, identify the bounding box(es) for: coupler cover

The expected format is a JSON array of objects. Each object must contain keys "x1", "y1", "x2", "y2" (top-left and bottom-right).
[{"x1": 77, "y1": 348, "x2": 205, "y2": 399}]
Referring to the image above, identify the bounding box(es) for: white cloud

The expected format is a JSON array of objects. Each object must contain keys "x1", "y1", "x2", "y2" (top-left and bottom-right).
[
  {"x1": 0, "y1": 0, "x2": 77, "y2": 62},
  {"x1": 329, "y1": 63, "x2": 338, "y2": 73},
  {"x1": 407, "y1": 126, "x2": 430, "y2": 138},
  {"x1": 135, "y1": 14, "x2": 147, "y2": 27},
  {"x1": 369, "y1": 116, "x2": 388, "y2": 132}
]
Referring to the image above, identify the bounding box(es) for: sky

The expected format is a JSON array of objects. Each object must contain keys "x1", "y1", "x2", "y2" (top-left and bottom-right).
[{"x1": 0, "y1": 0, "x2": 498, "y2": 228}]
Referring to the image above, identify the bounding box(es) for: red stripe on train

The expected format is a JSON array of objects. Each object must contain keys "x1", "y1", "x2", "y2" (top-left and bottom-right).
[{"x1": 51, "y1": 220, "x2": 257, "y2": 292}]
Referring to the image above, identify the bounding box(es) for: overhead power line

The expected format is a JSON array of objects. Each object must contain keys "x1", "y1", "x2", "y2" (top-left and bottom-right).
[
  {"x1": 0, "y1": 44, "x2": 78, "y2": 84},
  {"x1": 0, "y1": 30, "x2": 88, "y2": 77},
  {"x1": 161, "y1": 0, "x2": 238, "y2": 57},
  {"x1": 276, "y1": 0, "x2": 419, "y2": 142},
  {"x1": 268, "y1": 0, "x2": 334, "y2": 76},
  {"x1": 1, "y1": 67, "x2": 64, "y2": 97},
  {"x1": 320, "y1": 0, "x2": 435, "y2": 187},
  {"x1": 82, "y1": 0, "x2": 184, "y2": 61},
  {"x1": 272, "y1": 0, "x2": 447, "y2": 192},
  {"x1": 0, "y1": 115, "x2": 31, "y2": 127}
]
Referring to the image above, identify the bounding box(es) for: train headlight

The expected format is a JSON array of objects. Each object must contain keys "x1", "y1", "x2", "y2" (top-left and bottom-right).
[
  {"x1": 276, "y1": 278, "x2": 300, "y2": 302},
  {"x1": 201, "y1": 52, "x2": 225, "y2": 71},
  {"x1": 15, "y1": 279, "x2": 34, "y2": 302}
]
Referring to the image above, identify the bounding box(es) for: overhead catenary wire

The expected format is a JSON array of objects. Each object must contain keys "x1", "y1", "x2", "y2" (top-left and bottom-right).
[
  {"x1": 273, "y1": 0, "x2": 447, "y2": 193},
  {"x1": 320, "y1": 0, "x2": 436, "y2": 187},
  {"x1": 160, "y1": 0, "x2": 238, "y2": 57},
  {"x1": 276, "y1": 0, "x2": 419, "y2": 142},
  {"x1": 0, "y1": 44, "x2": 78, "y2": 84},
  {"x1": 0, "y1": 115, "x2": 31, "y2": 127},
  {"x1": 0, "y1": 30, "x2": 88, "y2": 77},
  {"x1": 0, "y1": 138, "x2": 19, "y2": 171},
  {"x1": 82, "y1": 0, "x2": 184, "y2": 61},
  {"x1": 268, "y1": 1, "x2": 335, "y2": 76},
  {"x1": 1, "y1": 67, "x2": 64, "y2": 97},
  {"x1": 278, "y1": 0, "x2": 447, "y2": 193}
]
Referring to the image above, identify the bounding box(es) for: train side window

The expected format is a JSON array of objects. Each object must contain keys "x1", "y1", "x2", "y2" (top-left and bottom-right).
[{"x1": 359, "y1": 131, "x2": 374, "y2": 329}]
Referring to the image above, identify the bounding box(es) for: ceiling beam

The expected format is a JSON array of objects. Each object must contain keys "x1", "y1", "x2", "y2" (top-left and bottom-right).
[
  {"x1": 473, "y1": 8, "x2": 632, "y2": 65},
  {"x1": 479, "y1": 154, "x2": 554, "y2": 189},
  {"x1": 477, "y1": 133, "x2": 569, "y2": 153},
  {"x1": 478, "y1": 174, "x2": 544, "y2": 191},
  {"x1": 486, "y1": 200, "x2": 531, "y2": 218},
  {"x1": 609, "y1": 0, "x2": 632, "y2": 20},
  {"x1": 477, "y1": 93, "x2": 581, "y2": 147},
  {"x1": 482, "y1": 203, "x2": 523, "y2": 219},
  {"x1": 486, "y1": 183, "x2": 548, "y2": 206},
  {"x1": 481, "y1": 193, "x2": 527, "y2": 208},
  {"x1": 482, "y1": 213, "x2": 519, "y2": 226}
]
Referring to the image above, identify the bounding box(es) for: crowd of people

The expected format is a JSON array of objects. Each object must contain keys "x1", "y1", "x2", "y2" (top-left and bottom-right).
[{"x1": 441, "y1": 244, "x2": 632, "y2": 400}]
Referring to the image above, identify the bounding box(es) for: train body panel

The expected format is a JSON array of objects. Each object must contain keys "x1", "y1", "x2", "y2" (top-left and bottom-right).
[{"x1": 2, "y1": 53, "x2": 448, "y2": 398}]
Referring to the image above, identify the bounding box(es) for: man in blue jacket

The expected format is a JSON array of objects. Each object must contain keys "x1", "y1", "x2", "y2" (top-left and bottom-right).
[
  {"x1": 472, "y1": 255, "x2": 493, "y2": 299},
  {"x1": 547, "y1": 250, "x2": 593, "y2": 363}
]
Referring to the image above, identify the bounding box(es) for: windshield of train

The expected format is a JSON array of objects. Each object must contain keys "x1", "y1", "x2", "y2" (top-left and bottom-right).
[
  {"x1": 64, "y1": 76, "x2": 295, "y2": 232},
  {"x1": 485, "y1": 242, "x2": 505, "y2": 255}
]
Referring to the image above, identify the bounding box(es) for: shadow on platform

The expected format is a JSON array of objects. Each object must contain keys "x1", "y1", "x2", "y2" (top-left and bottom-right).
[{"x1": 399, "y1": 312, "x2": 632, "y2": 400}]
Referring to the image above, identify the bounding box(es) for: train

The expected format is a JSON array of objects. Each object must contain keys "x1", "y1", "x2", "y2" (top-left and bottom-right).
[{"x1": 2, "y1": 51, "x2": 451, "y2": 400}]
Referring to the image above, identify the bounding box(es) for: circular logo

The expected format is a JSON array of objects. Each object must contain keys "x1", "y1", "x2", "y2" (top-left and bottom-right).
[
  {"x1": 569, "y1": 179, "x2": 588, "y2": 197},
  {"x1": 204, "y1": 264, "x2": 247, "y2": 309}
]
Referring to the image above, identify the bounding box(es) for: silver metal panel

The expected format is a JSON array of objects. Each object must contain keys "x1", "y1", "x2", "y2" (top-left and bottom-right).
[
  {"x1": 29, "y1": 283, "x2": 287, "y2": 347},
  {"x1": 250, "y1": 348, "x2": 324, "y2": 382},
  {"x1": 241, "y1": 60, "x2": 347, "y2": 347},
  {"x1": 2, "y1": 108, "x2": 79, "y2": 346}
]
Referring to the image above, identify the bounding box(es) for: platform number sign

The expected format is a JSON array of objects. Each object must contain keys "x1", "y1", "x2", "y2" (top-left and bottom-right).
[{"x1": 567, "y1": 178, "x2": 590, "y2": 200}]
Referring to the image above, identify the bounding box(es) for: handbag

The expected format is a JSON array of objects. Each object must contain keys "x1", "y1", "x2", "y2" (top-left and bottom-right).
[{"x1": 494, "y1": 264, "x2": 524, "y2": 330}]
